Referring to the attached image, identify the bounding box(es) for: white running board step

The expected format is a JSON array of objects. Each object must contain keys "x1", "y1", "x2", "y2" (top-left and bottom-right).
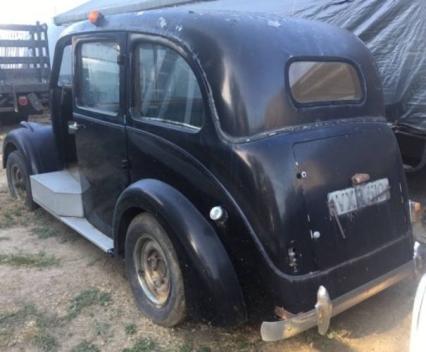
[
  {"x1": 30, "y1": 170, "x2": 83, "y2": 217},
  {"x1": 31, "y1": 170, "x2": 113, "y2": 253},
  {"x1": 60, "y1": 216, "x2": 113, "y2": 253}
]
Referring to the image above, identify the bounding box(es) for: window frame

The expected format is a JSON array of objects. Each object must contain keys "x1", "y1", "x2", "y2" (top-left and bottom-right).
[
  {"x1": 50, "y1": 36, "x2": 72, "y2": 90},
  {"x1": 129, "y1": 35, "x2": 206, "y2": 134},
  {"x1": 57, "y1": 44, "x2": 73, "y2": 88},
  {"x1": 286, "y1": 56, "x2": 367, "y2": 109},
  {"x1": 73, "y1": 35, "x2": 124, "y2": 122}
]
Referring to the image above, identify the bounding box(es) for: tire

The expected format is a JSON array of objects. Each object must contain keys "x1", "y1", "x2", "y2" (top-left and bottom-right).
[
  {"x1": 6, "y1": 150, "x2": 37, "y2": 210},
  {"x1": 125, "y1": 213, "x2": 186, "y2": 327}
]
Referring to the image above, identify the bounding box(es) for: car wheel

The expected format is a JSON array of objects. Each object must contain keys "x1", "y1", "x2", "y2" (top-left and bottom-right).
[
  {"x1": 6, "y1": 150, "x2": 37, "y2": 210},
  {"x1": 125, "y1": 213, "x2": 186, "y2": 327}
]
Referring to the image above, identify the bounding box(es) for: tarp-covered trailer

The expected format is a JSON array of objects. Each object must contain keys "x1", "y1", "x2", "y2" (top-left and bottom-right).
[
  {"x1": 262, "y1": 0, "x2": 426, "y2": 174},
  {"x1": 0, "y1": 23, "x2": 50, "y2": 122}
]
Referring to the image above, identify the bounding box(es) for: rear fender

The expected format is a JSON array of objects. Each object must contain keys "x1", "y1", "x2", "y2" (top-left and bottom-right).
[
  {"x1": 113, "y1": 179, "x2": 247, "y2": 326},
  {"x1": 2, "y1": 122, "x2": 61, "y2": 174}
]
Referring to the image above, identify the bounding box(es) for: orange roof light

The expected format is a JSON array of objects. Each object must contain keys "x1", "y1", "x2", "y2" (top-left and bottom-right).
[{"x1": 88, "y1": 10, "x2": 103, "y2": 25}]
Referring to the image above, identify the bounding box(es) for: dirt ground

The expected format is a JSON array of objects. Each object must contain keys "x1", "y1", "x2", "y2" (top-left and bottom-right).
[{"x1": 0, "y1": 115, "x2": 419, "y2": 352}]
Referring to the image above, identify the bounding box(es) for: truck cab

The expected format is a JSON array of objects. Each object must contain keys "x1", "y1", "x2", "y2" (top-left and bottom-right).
[{"x1": 2, "y1": 5, "x2": 418, "y2": 341}]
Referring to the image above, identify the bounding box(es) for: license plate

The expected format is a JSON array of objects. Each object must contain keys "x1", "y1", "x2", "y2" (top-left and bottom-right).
[{"x1": 327, "y1": 178, "x2": 390, "y2": 216}]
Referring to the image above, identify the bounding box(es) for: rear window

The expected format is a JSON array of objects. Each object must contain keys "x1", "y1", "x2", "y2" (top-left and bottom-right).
[{"x1": 289, "y1": 61, "x2": 363, "y2": 105}]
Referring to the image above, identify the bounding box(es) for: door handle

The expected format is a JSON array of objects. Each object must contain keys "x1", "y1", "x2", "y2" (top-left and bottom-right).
[{"x1": 68, "y1": 121, "x2": 85, "y2": 134}]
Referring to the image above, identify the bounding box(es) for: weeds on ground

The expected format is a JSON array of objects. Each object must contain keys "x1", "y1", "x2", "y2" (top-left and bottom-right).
[
  {"x1": 0, "y1": 203, "x2": 26, "y2": 229},
  {"x1": 195, "y1": 347, "x2": 211, "y2": 352},
  {"x1": 177, "y1": 342, "x2": 212, "y2": 352},
  {"x1": 31, "y1": 225, "x2": 58, "y2": 239},
  {"x1": 71, "y1": 340, "x2": 101, "y2": 352},
  {"x1": 30, "y1": 209, "x2": 75, "y2": 243},
  {"x1": 133, "y1": 340, "x2": 213, "y2": 352},
  {"x1": 123, "y1": 338, "x2": 157, "y2": 352},
  {"x1": 34, "y1": 333, "x2": 58, "y2": 352},
  {"x1": 95, "y1": 320, "x2": 111, "y2": 337},
  {"x1": 177, "y1": 344, "x2": 192, "y2": 352},
  {"x1": 0, "y1": 200, "x2": 70, "y2": 243},
  {"x1": 232, "y1": 334, "x2": 257, "y2": 351},
  {"x1": 125, "y1": 323, "x2": 137, "y2": 336},
  {"x1": 67, "y1": 288, "x2": 112, "y2": 320},
  {"x1": 0, "y1": 288, "x2": 113, "y2": 351},
  {"x1": 0, "y1": 251, "x2": 60, "y2": 268},
  {"x1": 0, "y1": 304, "x2": 58, "y2": 352}
]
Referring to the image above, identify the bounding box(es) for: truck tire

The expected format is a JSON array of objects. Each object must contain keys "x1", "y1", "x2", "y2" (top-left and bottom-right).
[
  {"x1": 125, "y1": 213, "x2": 186, "y2": 327},
  {"x1": 6, "y1": 150, "x2": 37, "y2": 210}
]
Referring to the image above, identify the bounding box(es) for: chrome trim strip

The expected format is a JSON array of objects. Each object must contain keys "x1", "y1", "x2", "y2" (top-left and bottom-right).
[{"x1": 261, "y1": 260, "x2": 414, "y2": 342}]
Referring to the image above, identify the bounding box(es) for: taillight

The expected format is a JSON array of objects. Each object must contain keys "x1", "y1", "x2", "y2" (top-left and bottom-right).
[{"x1": 18, "y1": 96, "x2": 29, "y2": 106}]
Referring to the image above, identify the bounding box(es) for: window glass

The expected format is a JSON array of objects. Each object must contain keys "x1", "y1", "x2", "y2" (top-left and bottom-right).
[
  {"x1": 134, "y1": 43, "x2": 204, "y2": 130},
  {"x1": 77, "y1": 42, "x2": 120, "y2": 114},
  {"x1": 58, "y1": 45, "x2": 72, "y2": 87},
  {"x1": 289, "y1": 61, "x2": 363, "y2": 104}
]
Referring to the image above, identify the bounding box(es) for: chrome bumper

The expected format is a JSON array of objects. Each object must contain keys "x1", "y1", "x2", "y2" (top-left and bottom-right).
[{"x1": 261, "y1": 260, "x2": 415, "y2": 342}]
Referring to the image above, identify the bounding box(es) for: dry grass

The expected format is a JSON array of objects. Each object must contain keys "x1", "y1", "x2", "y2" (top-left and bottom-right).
[
  {"x1": 0, "y1": 251, "x2": 60, "y2": 268},
  {"x1": 67, "y1": 288, "x2": 112, "y2": 321},
  {"x1": 0, "y1": 304, "x2": 59, "y2": 352}
]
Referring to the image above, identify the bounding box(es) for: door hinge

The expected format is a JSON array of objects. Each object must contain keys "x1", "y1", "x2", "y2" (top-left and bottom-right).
[
  {"x1": 121, "y1": 159, "x2": 130, "y2": 169},
  {"x1": 117, "y1": 53, "x2": 127, "y2": 65}
]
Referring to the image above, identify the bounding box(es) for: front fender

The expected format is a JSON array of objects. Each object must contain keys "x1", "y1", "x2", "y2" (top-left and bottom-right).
[
  {"x1": 113, "y1": 179, "x2": 247, "y2": 326},
  {"x1": 2, "y1": 122, "x2": 61, "y2": 174}
]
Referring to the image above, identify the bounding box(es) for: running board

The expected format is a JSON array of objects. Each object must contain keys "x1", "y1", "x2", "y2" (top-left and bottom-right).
[
  {"x1": 30, "y1": 170, "x2": 113, "y2": 254},
  {"x1": 30, "y1": 170, "x2": 84, "y2": 217},
  {"x1": 60, "y1": 216, "x2": 113, "y2": 253}
]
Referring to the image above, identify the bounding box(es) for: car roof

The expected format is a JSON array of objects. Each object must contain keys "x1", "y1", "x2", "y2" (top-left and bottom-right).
[{"x1": 61, "y1": 6, "x2": 384, "y2": 139}]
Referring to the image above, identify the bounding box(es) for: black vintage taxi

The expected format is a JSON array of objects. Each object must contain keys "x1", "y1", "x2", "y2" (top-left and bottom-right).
[{"x1": 2, "y1": 3, "x2": 420, "y2": 341}]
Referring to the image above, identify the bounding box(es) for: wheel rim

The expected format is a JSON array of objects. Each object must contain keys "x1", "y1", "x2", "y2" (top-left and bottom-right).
[
  {"x1": 133, "y1": 235, "x2": 171, "y2": 307},
  {"x1": 10, "y1": 164, "x2": 27, "y2": 200}
]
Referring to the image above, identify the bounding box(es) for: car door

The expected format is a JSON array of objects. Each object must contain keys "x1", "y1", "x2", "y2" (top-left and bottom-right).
[{"x1": 71, "y1": 33, "x2": 128, "y2": 236}]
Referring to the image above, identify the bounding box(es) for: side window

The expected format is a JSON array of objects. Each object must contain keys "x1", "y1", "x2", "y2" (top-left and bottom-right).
[
  {"x1": 58, "y1": 45, "x2": 72, "y2": 87},
  {"x1": 76, "y1": 41, "x2": 120, "y2": 115},
  {"x1": 133, "y1": 43, "x2": 204, "y2": 130}
]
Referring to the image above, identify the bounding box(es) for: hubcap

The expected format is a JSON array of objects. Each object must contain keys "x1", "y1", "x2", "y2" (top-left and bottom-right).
[
  {"x1": 10, "y1": 164, "x2": 26, "y2": 200},
  {"x1": 133, "y1": 235, "x2": 171, "y2": 306}
]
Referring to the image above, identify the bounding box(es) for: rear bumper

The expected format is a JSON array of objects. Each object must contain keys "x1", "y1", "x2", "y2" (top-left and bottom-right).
[{"x1": 261, "y1": 259, "x2": 415, "y2": 342}]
